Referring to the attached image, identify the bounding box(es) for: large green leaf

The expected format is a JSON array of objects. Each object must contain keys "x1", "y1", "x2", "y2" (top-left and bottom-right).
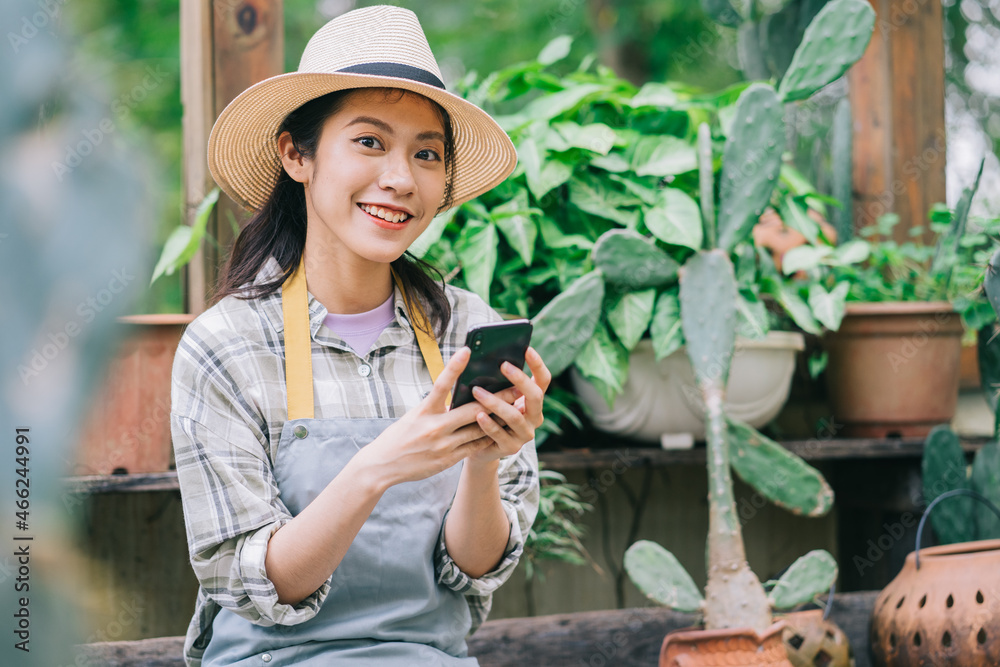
[
  {"x1": 607, "y1": 288, "x2": 656, "y2": 351},
  {"x1": 807, "y1": 281, "x2": 848, "y2": 331},
  {"x1": 624, "y1": 540, "x2": 704, "y2": 612},
  {"x1": 630, "y1": 135, "x2": 698, "y2": 177},
  {"x1": 592, "y1": 229, "x2": 680, "y2": 289},
  {"x1": 569, "y1": 177, "x2": 641, "y2": 228},
  {"x1": 573, "y1": 320, "x2": 630, "y2": 408},
  {"x1": 492, "y1": 190, "x2": 537, "y2": 266},
  {"x1": 519, "y1": 136, "x2": 574, "y2": 200},
  {"x1": 547, "y1": 121, "x2": 616, "y2": 155},
  {"x1": 150, "y1": 187, "x2": 220, "y2": 285},
  {"x1": 728, "y1": 418, "x2": 835, "y2": 517},
  {"x1": 409, "y1": 205, "x2": 458, "y2": 259},
  {"x1": 520, "y1": 83, "x2": 605, "y2": 122},
  {"x1": 650, "y1": 290, "x2": 684, "y2": 361},
  {"x1": 455, "y1": 220, "x2": 498, "y2": 302},
  {"x1": 530, "y1": 271, "x2": 605, "y2": 377},
  {"x1": 645, "y1": 188, "x2": 703, "y2": 251},
  {"x1": 767, "y1": 550, "x2": 838, "y2": 610}
]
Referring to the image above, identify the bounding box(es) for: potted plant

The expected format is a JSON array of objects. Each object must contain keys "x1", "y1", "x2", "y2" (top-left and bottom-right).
[
  {"x1": 807, "y1": 160, "x2": 991, "y2": 437},
  {"x1": 419, "y1": 15, "x2": 866, "y2": 447},
  {"x1": 71, "y1": 189, "x2": 220, "y2": 476}
]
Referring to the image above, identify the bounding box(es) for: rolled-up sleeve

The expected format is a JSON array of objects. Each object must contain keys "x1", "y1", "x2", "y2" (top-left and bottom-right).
[
  {"x1": 171, "y1": 326, "x2": 331, "y2": 627},
  {"x1": 433, "y1": 438, "x2": 540, "y2": 633}
]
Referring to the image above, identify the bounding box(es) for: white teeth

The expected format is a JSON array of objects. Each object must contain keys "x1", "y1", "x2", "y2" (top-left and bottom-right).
[{"x1": 361, "y1": 204, "x2": 409, "y2": 222}]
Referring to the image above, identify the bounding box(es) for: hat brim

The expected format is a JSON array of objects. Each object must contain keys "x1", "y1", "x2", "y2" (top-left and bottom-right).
[{"x1": 207, "y1": 71, "x2": 518, "y2": 214}]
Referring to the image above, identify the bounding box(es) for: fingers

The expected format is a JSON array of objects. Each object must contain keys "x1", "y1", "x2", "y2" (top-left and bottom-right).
[
  {"x1": 472, "y1": 386, "x2": 528, "y2": 442},
  {"x1": 424, "y1": 346, "x2": 470, "y2": 412},
  {"x1": 496, "y1": 348, "x2": 549, "y2": 427}
]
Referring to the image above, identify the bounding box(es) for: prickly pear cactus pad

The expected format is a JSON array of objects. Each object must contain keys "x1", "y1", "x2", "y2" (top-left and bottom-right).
[
  {"x1": 716, "y1": 84, "x2": 784, "y2": 253},
  {"x1": 777, "y1": 0, "x2": 876, "y2": 103},
  {"x1": 624, "y1": 540, "x2": 704, "y2": 612},
  {"x1": 921, "y1": 425, "x2": 975, "y2": 545},
  {"x1": 767, "y1": 550, "x2": 838, "y2": 610},
  {"x1": 679, "y1": 250, "x2": 738, "y2": 387}
]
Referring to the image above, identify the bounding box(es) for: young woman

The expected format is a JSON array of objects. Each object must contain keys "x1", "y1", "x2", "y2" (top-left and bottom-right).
[{"x1": 169, "y1": 6, "x2": 550, "y2": 666}]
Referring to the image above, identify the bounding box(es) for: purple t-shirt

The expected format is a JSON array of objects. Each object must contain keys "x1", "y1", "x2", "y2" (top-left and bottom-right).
[{"x1": 323, "y1": 292, "x2": 396, "y2": 358}]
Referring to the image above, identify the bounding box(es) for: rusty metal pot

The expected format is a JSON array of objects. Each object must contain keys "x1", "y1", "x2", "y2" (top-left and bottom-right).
[
  {"x1": 871, "y1": 490, "x2": 1000, "y2": 666},
  {"x1": 660, "y1": 620, "x2": 793, "y2": 667}
]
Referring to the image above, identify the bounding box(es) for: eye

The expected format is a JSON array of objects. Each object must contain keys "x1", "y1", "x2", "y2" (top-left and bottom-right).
[
  {"x1": 355, "y1": 136, "x2": 382, "y2": 150},
  {"x1": 416, "y1": 148, "x2": 442, "y2": 162}
]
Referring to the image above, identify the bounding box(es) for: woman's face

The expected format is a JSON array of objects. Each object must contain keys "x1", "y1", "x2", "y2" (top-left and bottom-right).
[{"x1": 281, "y1": 88, "x2": 448, "y2": 268}]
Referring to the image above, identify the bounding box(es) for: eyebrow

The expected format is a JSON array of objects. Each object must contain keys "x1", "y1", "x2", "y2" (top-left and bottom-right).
[{"x1": 345, "y1": 115, "x2": 445, "y2": 143}]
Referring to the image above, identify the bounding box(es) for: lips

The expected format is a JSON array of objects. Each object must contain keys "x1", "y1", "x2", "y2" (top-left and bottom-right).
[{"x1": 357, "y1": 203, "x2": 413, "y2": 223}]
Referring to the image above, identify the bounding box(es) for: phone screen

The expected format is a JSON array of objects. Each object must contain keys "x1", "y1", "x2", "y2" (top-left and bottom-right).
[{"x1": 450, "y1": 319, "x2": 532, "y2": 409}]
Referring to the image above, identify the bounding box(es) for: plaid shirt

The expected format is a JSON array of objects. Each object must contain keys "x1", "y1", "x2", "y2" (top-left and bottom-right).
[{"x1": 170, "y1": 256, "x2": 539, "y2": 667}]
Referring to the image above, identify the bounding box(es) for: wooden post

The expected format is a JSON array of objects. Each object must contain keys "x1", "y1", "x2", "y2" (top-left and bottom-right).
[
  {"x1": 847, "y1": 0, "x2": 946, "y2": 244},
  {"x1": 180, "y1": 0, "x2": 284, "y2": 314}
]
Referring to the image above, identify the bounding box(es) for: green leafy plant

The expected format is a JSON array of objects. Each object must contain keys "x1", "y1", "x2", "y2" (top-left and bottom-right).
[
  {"x1": 807, "y1": 159, "x2": 995, "y2": 333},
  {"x1": 150, "y1": 187, "x2": 227, "y2": 286},
  {"x1": 420, "y1": 22, "x2": 866, "y2": 410},
  {"x1": 616, "y1": 0, "x2": 876, "y2": 634}
]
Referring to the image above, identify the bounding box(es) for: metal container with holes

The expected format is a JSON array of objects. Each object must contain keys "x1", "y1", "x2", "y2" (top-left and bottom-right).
[{"x1": 871, "y1": 538, "x2": 1000, "y2": 665}]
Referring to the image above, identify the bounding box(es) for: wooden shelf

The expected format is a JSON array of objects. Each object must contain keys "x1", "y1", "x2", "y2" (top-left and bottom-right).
[{"x1": 62, "y1": 436, "x2": 990, "y2": 494}]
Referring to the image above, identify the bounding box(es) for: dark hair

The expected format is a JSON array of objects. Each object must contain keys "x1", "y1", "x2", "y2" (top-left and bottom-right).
[{"x1": 209, "y1": 87, "x2": 456, "y2": 339}]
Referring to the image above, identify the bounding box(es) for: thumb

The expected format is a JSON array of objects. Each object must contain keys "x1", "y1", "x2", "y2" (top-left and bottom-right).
[{"x1": 424, "y1": 346, "x2": 470, "y2": 412}]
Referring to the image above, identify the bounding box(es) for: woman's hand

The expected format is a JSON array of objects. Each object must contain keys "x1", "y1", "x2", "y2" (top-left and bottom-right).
[
  {"x1": 355, "y1": 346, "x2": 519, "y2": 488},
  {"x1": 465, "y1": 346, "x2": 551, "y2": 467}
]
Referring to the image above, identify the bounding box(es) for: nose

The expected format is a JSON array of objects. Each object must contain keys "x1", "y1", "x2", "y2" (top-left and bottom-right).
[{"x1": 377, "y1": 150, "x2": 416, "y2": 195}]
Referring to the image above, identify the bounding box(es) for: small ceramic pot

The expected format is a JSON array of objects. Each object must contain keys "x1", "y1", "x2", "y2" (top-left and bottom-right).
[{"x1": 659, "y1": 621, "x2": 793, "y2": 667}]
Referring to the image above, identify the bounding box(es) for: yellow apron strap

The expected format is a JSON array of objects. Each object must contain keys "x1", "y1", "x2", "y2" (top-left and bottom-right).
[{"x1": 282, "y1": 255, "x2": 448, "y2": 421}]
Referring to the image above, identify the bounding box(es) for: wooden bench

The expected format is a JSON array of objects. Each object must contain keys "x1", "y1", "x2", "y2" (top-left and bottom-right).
[{"x1": 75, "y1": 591, "x2": 879, "y2": 667}]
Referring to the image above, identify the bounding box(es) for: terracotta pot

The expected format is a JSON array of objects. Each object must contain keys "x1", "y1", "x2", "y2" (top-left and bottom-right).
[
  {"x1": 778, "y1": 609, "x2": 853, "y2": 667},
  {"x1": 871, "y1": 538, "x2": 1000, "y2": 666},
  {"x1": 660, "y1": 621, "x2": 793, "y2": 667},
  {"x1": 823, "y1": 302, "x2": 962, "y2": 437},
  {"x1": 73, "y1": 314, "x2": 194, "y2": 475}
]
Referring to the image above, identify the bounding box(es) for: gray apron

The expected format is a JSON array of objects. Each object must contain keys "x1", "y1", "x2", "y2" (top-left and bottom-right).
[{"x1": 200, "y1": 257, "x2": 479, "y2": 666}]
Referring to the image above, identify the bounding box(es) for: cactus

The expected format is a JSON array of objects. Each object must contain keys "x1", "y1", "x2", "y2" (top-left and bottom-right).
[
  {"x1": 679, "y1": 249, "x2": 772, "y2": 632},
  {"x1": 592, "y1": 229, "x2": 680, "y2": 289},
  {"x1": 624, "y1": 540, "x2": 704, "y2": 612},
  {"x1": 767, "y1": 549, "x2": 838, "y2": 610},
  {"x1": 972, "y1": 443, "x2": 1000, "y2": 539},
  {"x1": 698, "y1": 123, "x2": 715, "y2": 249},
  {"x1": 777, "y1": 0, "x2": 876, "y2": 103},
  {"x1": 921, "y1": 425, "x2": 1000, "y2": 543},
  {"x1": 830, "y1": 98, "x2": 853, "y2": 242},
  {"x1": 728, "y1": 417, "x2": 834, "y2": 517},
  {"x1": 986, "y1": 247, "x2": 1000, "y2": 322},
  {"x1": 716, "y1": 83, "x2": 784, "y2": 253}
]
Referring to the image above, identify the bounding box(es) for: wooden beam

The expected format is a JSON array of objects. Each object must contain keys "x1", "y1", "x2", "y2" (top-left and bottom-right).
[
  {"x1": 179, "y1": 0, "x2": 283, "y2": 315},
  {"x1": 71, "y1": 591, "x2": 882, "y2": 667},
  {"x1": 208, "y1": 0, "x2": 284, "y2": 301},
  {"x1": 179, "y1": 0, "x2": 214, "y2": 314},
  {"x1": 848, "y1": 0, "x2": 946, "y2": 244}
]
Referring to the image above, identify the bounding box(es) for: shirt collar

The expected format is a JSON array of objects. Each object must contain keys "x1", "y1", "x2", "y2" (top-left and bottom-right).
[{"x1": 255, "y1": 256, "x2": 417, "y2": 345}]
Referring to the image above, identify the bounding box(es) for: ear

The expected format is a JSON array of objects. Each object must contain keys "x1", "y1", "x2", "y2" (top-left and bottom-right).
[{"x1": 278, "y1": 131, "x2": 311, "y2": 184}]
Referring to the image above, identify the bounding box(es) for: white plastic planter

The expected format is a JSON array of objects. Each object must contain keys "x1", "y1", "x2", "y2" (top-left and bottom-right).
[{"x1": 570, "y1": 331, "x2": 805, "y2": 447}]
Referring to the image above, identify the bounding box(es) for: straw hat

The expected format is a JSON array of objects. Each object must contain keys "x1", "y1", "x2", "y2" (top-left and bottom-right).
[{"x1": 207, "y1": 4, "x2": 518, "y2": 213}]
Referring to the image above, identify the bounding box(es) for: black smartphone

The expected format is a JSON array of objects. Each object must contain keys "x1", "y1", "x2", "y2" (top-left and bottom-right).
[{"x1": 450, "y1": 319, "x2": 533, "y2": 409}]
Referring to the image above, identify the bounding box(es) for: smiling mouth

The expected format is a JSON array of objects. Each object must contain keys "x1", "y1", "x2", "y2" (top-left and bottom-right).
[{"x1": 358, "y1": 203, "x2": 412, "y2": 223}]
